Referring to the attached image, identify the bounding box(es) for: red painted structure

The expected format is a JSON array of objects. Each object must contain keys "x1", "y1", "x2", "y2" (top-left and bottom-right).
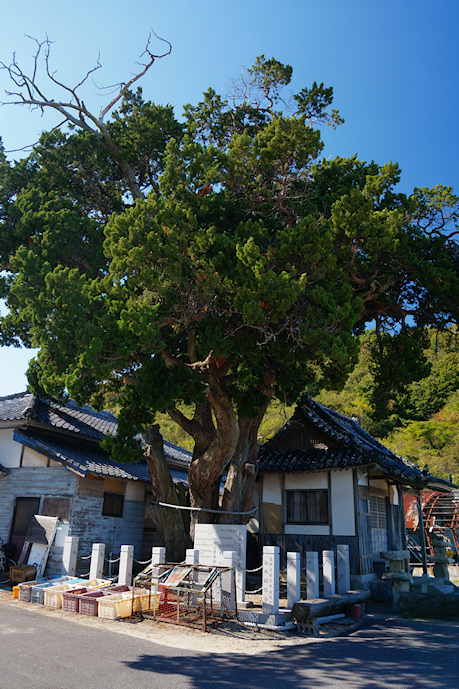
[{"x1": 404, "y1": 491, "x2": 459, "y2": 558}]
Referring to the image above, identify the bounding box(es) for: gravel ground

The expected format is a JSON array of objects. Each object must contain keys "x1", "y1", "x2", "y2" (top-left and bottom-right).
[{"x1": 0, "y1": 589, "x2": 316, "y2": 655}]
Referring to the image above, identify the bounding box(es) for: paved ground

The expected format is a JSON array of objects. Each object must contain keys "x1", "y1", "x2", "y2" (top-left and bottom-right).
[{"x1": 1, "y1": 591, "x2": 459, "y2": 688}]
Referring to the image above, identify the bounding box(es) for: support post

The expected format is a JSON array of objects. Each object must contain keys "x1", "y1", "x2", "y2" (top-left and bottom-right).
[
  {"x1": 151, "y1": 547, "x2": 166, "y2": 565},
  {"x1": 417, "y1": 496, "x2": 429, "y2": 576},
  {"x1": 287, "y1": 551, "x2": 301, "y2": 609},
  {"x1": 306, "y1": 551, "x2": 319, "y2": 599},
  {"x1": 323, "y1": 550, "x2": 336, "y2": 597},
  {"x1": 186, "y1": 548, "x2": 200, "y2": 565},
  {"x1": 262, "y1": 545, "x2": 279, "y2": 614},
  {"x1": 220, "y1": 550, "x2": 237, "y2": 610},
  {"x1": 62, "y1": 536, "x2": 79, "y2": 577},
  {"x1": 89, "y1": 543, "x2": 105, "y2": 580},
  {"x1": 186, "y1": 548, "x2": 200, "y2": 606},
  {"x1": 336, "y1": 544, "x2": 350, "y2": 594},
  {"x1": 118, "y1": 545, "x2": 134, "y2": 586}
]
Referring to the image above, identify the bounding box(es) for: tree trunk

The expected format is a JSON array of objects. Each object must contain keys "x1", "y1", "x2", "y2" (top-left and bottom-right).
[
  {"x1": 221, "y1": 409, "x2": 267, "y2": 523},
  {"x1": 143, "y1": 424, "x2": 191, "y2": 562},
  {"x1": 187, "y1": 372, "x2": 239, "y2": 533}
]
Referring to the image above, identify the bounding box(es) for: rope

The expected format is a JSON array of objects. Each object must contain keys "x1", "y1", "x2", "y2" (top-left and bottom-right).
[
  {"x1": 246, "y1": 565, "x2": 263, "y2": 573},
  {"x1": 150, "y1": 500, "x2": 258, "y2": 516},
  {"x1": 104, "y1": 556, "x2": 120, "y2": 564},
  {"x1": 80, "y1": 555, "x2": 92, "y2": 560},
  {"x1": 134, "y1": 558, "x2": 152, "y2": 565},
  {"x1": 246, "y1": 586, "x2": 263, "y2": 594}
]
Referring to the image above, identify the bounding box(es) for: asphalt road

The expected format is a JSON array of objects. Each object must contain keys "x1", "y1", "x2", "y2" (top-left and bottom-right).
[{"x1": 1, "y1": 604, "x2": 459, "y2": 689}]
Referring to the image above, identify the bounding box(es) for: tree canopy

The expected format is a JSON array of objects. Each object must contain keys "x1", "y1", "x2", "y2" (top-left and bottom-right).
[{"x1": 1, "y1": 47, "x2": 458, "y2": 553}]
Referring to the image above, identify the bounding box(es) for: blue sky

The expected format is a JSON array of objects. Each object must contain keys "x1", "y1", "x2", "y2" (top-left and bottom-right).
[{"x1": 1, "y1": 0, "x2": 458, "y2": 396}]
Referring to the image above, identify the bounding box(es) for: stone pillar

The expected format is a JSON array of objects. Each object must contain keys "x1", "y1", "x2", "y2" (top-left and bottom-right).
[
  {"x1": 432, "y1": 534, "x2": 450, "y2": 580},
  {"x1": 287, "y1": 551, "x2": 301, "y2": 609},
  {"x1": 118, "y1": 545, "x2": 134, "y2": 586},
  {"x1": 151, "y1": 547, "x2": 166, "y2": 565},
  {"x1": 89, "y1": 543, "x2": 105, "y2": 580},
  {"x1": 186, "y1": 548, "x2": 200, "y2": 606},
  {"x1": 262, "y1": 545, "x2": 279, "y2": 614},
  {"x1": 186, "y1": 549, "x2": 200, "y2": 565},
  {"x1": 337, "y1": 544, "x2": 351, "y2": 594},
  {"x1": 323, "y1": 550, "x2": 336, "y2": 597},
  {"x1": 381, "y1": 549, "x2": 413, "y2": 610},
  {"x1": 306, "y1": 551, "x2": 319, "y2": 599},
  {"x1": 62, "y1": 536, "x2": 79, "y2": 577},
  {"x1": 220, "y1": 550, "x2": 237, "y2": 609}
]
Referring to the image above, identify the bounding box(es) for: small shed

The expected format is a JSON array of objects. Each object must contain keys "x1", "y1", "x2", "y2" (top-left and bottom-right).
[{"x1": 254, "y1": 395, "x2": 454, "y2": 587}]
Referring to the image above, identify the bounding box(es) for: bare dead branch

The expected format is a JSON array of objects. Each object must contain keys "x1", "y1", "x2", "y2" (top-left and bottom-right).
[{"x1": 0, "y1": 32, "x2": 171, "y2": 200}]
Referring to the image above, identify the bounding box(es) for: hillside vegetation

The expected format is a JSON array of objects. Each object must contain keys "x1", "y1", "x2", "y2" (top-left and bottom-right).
[{"x1": 158, "y1": 328, "x2": 459, "y2": 482}]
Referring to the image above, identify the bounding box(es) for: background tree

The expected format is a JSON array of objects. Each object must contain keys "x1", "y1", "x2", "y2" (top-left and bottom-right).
[{"x1": 1, "y1": 44, "x2": 458, "y2": 557}]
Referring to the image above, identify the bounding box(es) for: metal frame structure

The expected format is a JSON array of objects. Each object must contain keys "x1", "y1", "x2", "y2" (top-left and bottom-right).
[{"x1": 132, "y1": 563, "x2": 237, "y2": 632}]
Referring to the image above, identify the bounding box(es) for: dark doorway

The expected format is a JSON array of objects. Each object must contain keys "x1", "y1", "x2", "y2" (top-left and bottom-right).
[{"x1": 9, "y1": 497, "x2": 41, "y2": 560}]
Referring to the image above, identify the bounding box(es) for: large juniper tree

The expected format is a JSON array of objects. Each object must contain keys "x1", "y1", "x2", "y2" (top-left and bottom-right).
[{"x1": 1, "y1": 43, "x2": 458, "y2": 557}]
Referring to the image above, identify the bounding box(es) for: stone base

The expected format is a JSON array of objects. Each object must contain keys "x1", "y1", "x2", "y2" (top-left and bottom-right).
[
  {"x1": 237, "y1": 600, "x2": 254, "y2": 609},
  {"x1": 351, "y1": 573, "x2": 377, "y2": 590},
  {"x1": 237, "y1": 608, "x2": 295, "y2": 631}
]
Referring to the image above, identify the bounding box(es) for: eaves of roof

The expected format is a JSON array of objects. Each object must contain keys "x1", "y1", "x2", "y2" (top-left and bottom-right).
[{"x1": 13, "y1": 429, "x2": 189, "y2": 486}]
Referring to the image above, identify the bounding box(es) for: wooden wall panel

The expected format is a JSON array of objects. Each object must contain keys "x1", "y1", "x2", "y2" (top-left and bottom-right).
[
  {"x1": 260, "y1": 533, "x2": 359, "y2": 575},
  {"x1": 0, "y1": 467, "x2": 76, "y2": 544}
]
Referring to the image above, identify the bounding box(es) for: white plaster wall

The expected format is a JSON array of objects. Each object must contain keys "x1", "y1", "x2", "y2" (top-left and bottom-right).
[
  {"x1": 125, "y1": 481, "x2": 145, "y2": 502},
  {"x1": 0, "y1": 429, "x2": 22, "y2": 468},
  {"x1": 284, "y1": 472, "x2": 328, "y2": 490},
  {"x1": 262, "y1": 474, "x2": 282, "y2": 505},
  {"x1": 390, "y1": 484, "x2": 399, "y2": 506},
  {"x1": 331, "y1": 469, "x2": 355, "y2": 536},
  {"x1": 357, "y1": 468, "x2": 369, "y2": 485},
  {"x1": 22, "y1": 446, "x2": 48, "y2": 467}
]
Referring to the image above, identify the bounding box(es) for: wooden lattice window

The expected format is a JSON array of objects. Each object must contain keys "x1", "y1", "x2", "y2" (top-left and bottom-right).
[{"x1": 286, "y1": 490, "x2": 329, "y2": 525}]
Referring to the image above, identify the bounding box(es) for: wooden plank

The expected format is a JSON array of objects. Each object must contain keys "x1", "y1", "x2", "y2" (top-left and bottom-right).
[
  {"x1": 292, "y1": 590, "x2": 370, "y2": 621},
  {"x1": 19, "y1": 515, "x2": 59, "y2": 578}
]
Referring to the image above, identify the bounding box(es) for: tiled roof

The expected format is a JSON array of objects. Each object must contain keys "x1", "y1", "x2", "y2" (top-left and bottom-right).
[
  {"x1": 258, "y1": 394, "x2": 455, "y2": 491},
  {"x1": 0, "y1": 391, "x2": 192, "y2": 482},
  {"x1": 13, "y1": 429, "x2": 189, "y2": 485},
  {"x1": 0, "y1": 391, "x2": 117, "y2": 440}
]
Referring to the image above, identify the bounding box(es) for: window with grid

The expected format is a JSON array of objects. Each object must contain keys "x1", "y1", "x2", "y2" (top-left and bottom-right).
[
  {"x1": 286, "y1": 490, "x2": 329, "y2": 525},
  {"x1": 370, "y1": 495, "x2": 387, "y2": 554}
]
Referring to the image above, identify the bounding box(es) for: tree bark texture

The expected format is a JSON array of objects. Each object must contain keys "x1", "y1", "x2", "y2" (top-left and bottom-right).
[{"x1": 144, "y1": 424, "x2": 191, "y2": 562}]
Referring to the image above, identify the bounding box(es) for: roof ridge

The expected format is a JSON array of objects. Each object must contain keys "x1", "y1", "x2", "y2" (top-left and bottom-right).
[{"x1": 0, "y1": 390, "x2": 31, "y2": 403}]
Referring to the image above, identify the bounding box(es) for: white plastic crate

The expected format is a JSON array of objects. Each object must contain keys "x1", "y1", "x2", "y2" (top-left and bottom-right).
[{"x1": 97, "y1": 589, "x2": 157, "y2": 619}]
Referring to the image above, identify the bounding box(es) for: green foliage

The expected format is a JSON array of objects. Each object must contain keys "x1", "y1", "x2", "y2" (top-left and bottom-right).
[
  {"x1": 0, "y1": 55, "x2": 458, "y2": 485},
  {"x1": 385, "y1": 393, "x2": 459, "y2": 482}
]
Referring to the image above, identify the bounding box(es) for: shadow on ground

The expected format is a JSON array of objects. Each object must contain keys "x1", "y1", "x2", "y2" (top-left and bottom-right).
[{"x1": 122, "y1": 616, "x2": 459, "y2": 689}]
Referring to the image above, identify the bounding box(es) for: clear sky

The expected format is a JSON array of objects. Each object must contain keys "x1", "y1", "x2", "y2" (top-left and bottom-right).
[{"x1": 1, "y1": 0, "x2": 458, "y2": 397}]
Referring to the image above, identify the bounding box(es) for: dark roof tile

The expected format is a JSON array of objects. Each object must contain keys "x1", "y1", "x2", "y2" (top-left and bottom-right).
[{"x1": 259, "y1": 394, "x2": 456, "y2": 491}]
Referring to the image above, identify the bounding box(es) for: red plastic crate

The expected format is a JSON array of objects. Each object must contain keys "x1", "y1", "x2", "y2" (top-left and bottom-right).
[
  {"x1": 61, "y1": 587, "x2": 90, "y2": 613},
  {"x1": 78, "y1": 585, "x2": 130, "y2": 616}
]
